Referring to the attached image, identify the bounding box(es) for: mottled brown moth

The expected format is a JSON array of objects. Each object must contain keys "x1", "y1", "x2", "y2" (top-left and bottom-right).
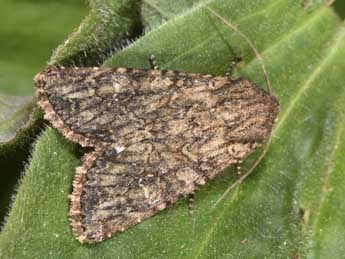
[{"x1": 34, "y1": 7, "x2": 279, "y2": 244}]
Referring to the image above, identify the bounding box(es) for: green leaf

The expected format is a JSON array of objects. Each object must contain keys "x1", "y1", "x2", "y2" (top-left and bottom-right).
[
  {"x1": 50, "y1": 0, "x2": 142, "y2": 66},
  {"x1": 2, "y1": 0, "x2": 345, "y2": 258}
]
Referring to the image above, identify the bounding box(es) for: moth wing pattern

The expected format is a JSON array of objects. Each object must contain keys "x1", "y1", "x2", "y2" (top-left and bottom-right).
[{"x1": 35, "y1": 66, "x2": 279, "y2": 243}]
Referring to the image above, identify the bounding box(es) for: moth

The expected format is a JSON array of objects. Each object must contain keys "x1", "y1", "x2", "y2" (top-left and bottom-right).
[{"x1": 34, "y1": 8, "x2": 279, "y2": 244}]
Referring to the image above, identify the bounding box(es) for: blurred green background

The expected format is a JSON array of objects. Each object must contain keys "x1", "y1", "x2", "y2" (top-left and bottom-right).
[
  {"x1": 0, "y1": 0, "x2": 87, "y2": 225},
  {"x1": 0, "y1": 0, "x2": 87, "y2": 96}
]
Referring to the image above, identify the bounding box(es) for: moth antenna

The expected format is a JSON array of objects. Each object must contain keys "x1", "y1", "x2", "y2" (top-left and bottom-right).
[
  {"x1": 204, "y1": 6, "x2": 272, "y2": 93},
  {"x1": 205, "y1": 6, "x2": 274, "y2": 209}
]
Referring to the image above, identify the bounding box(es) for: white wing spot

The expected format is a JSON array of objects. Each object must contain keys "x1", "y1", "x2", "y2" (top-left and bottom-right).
[{"x1": 115, "y1": 146, "x2": 125, "y2": 153}]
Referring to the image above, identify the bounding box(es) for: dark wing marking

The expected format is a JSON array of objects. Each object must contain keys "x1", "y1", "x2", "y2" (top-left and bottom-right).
[{"x1": 35, "y1": 66, "x2": 279, "y2": 243}]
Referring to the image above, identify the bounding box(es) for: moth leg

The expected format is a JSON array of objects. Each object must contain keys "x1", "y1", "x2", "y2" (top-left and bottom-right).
[
  {"x1": 149, "y1": 54, "x2": 159, "y2": 70},
  {"x1": 225, "y1": 57, "x2": 242, "y2": 78},
  {"x1": 188, "y1": 192, "x2": 195, "y2": 216},
  {"x1": 235, "y1": 161, "x2": 242, "y2": 178}
]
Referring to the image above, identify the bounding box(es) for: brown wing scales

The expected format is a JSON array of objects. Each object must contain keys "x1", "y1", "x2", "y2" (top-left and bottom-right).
[{"x1": 35, "y1": 66, "x2": 279, "y2": 243}]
